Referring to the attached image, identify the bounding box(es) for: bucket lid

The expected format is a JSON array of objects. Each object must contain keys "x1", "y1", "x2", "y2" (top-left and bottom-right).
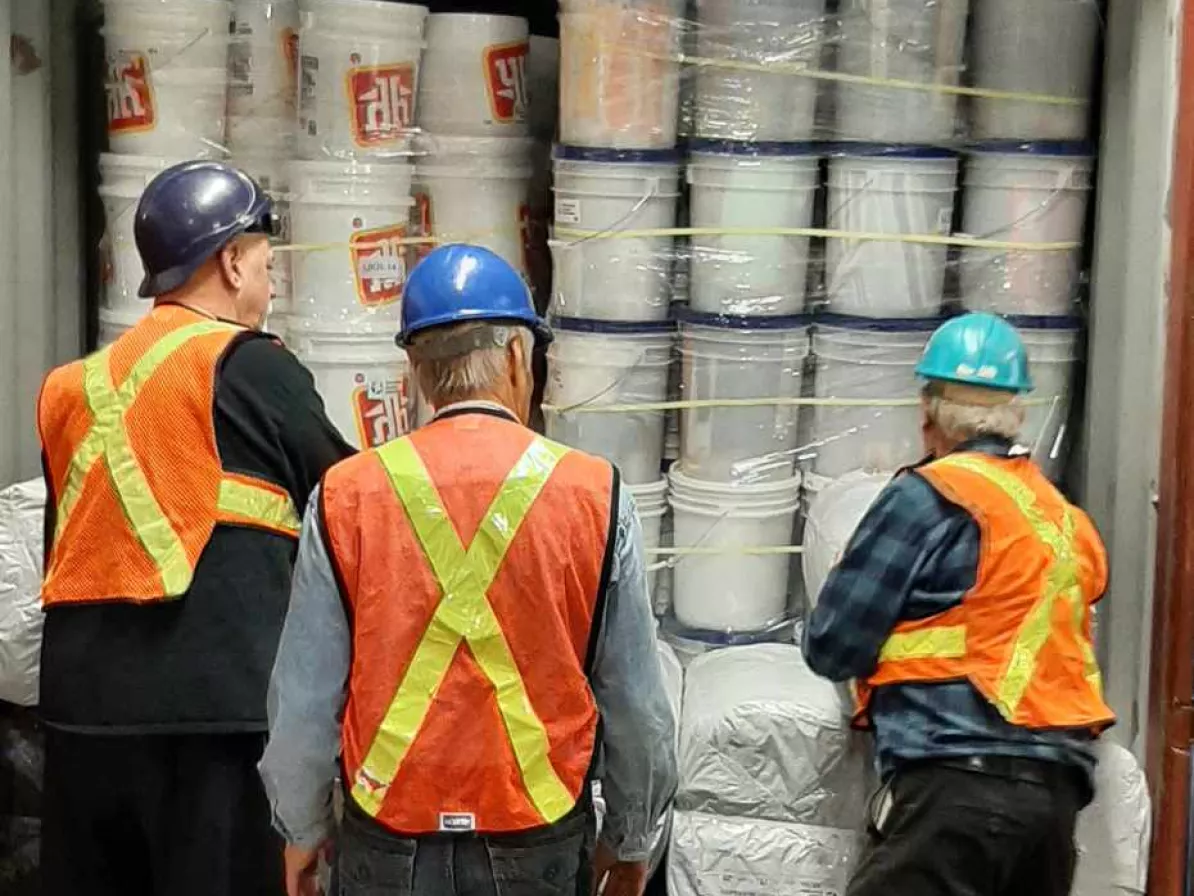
[
  {"x1": 628, "y1": 477, "x2": 668, "y2": 499},
  {"x1": 675, "y1": 307, "x2": 812, "y2": 331},
  {"x1": 552, "y1": 316, "x2": 677, "y2": 335},
  {"x1": 966, "y1": 140, "x2": 1095, "y2": 157},
  {"x1": 825, "y1": 143, "x2": 957, "y2": 160},
  {"x1": 688, "y1": 139, "x2": 822, "y2": 158},
  {"x1": 1002, "y1": 314, "x2": 1084, "y2": 331},
  {"x1": 554, "y1": 145, "x2": 681, "y2": 165},
  {"x1": 290, "y1": 158, "x2": 412, "y2": 176},
  {"x1": 814, "y1": 313, "x2": 951, "y2": 333}
]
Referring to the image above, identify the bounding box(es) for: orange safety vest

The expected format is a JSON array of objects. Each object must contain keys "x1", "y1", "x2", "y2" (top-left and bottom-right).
[
  {"x1": 38, "y1": 304, "x2": 302, "y2": 606},
  {"x1": 323, "y1": 412, "x2": 614, "y2": 835},
  {"x1": 852, "y1": 452, "x2": 1115, "y2": 733}
]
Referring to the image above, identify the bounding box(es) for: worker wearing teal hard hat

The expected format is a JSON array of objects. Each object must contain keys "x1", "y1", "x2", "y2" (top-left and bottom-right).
[
  {"x1": 804, "y1": 312, "x2": 1114, "y2": 896},
  {"x1": 261, "y1": 245, "x2": 676, "y2": 896}
]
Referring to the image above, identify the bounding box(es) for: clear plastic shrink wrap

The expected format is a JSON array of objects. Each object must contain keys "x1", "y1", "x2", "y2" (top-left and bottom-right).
[
  {"x1": 1072, "y1": 742, "x2": 1150, "y2": 896},
  {"x1": 677, "y1": 644, "x2": 870, "y2": 827},
  {"x1": 0, "y1": 480, "x2": 46, "y2": 709}
]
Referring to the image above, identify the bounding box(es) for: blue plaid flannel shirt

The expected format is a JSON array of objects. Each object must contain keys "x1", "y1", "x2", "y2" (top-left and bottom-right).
[{"x1": 802, "y1": 438, "x2": 1098, "y2": 784}]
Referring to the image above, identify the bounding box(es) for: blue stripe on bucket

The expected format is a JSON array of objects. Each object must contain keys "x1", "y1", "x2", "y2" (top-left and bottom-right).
[
  {"x1": 551, "y1": 315, "x2": 678, "y2": 334},
  {"x1": 813, "y1": 313, "x2": 952, "y2": 332},
  {"x1": 687, "y1": 139, "x2": 823, "y2": 157},
  {"x1": 674, "y1": 308, "x2": 814, "y2": 330},
  {"x1": 966, "y1": 141, "x2": 1096, "y2": 157},
  {"x1": 553, "y1": 145, "x2": 682, "y2": 164},
  {"x1": 1002, "y1": 314, "x2": 1085, "y2": 330},
  {"x1": 823, "y1": 142, "x2": 957, "y2": 159}
]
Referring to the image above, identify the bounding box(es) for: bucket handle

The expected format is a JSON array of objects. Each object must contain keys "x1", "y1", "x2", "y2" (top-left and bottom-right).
[{"x1": 556, "y1": 177, "x2": 670, "y2": 248}]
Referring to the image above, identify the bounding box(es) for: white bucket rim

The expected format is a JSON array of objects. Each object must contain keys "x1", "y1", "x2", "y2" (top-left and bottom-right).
[
  {"x1": 425, "y1": 11, "x2": 529, "y2": 28},
  {"x1": 299, "y1": 0, "x2": 429, "y2": 21},
  {"x1": 415, "y1": 134, "x2": 538, "y2": 159},
  {"x1": 290, "y1": 158, "x2": 414, "y2": 177},
  {"x1": 670, "y1": 465, "x2": 801, "y2": 497},
  {"x1": 99, "y1": 307, "x2": 147, "y2": 328},
  {"x1": 670, "y1": 493, "x2": 802, "y2": 518},
  {"x1": 628, "y1": 476, "x2": 668, "y2": 498}
]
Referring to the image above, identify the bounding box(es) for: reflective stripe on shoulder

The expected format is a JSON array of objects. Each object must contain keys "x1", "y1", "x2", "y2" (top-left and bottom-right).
[{"x1": 350, "y1": 435, "x2": 576, "y2": 823}]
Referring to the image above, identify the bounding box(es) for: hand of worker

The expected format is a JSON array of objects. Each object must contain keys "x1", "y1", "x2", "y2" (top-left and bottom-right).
[
  {"x1": 593, "y1": 840, "x2": 649, "y2": 896},
  {"x1": 285, "y1": 840, "x2": 331, "y2": 896}
]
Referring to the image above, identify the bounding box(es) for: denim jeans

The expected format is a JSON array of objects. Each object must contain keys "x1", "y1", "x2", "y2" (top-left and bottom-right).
[{"x1": 336, "y1": 800, "x2": 595, "y2": 896}]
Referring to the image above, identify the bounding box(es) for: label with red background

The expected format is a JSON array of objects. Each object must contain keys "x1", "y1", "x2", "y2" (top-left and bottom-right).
[
  {"x1": 106, "y1": 51, "x2": 156, "y2": 134},
  {"x1": 352, "y1": 375, "x2": 410, "y2": 448},
  {"x1": 483, "y1": 41, "x2": 528, "y2": 124},
  {"x1": 350, "y1": 223, "x2": 408, "y2": 307},
  {"x1": 347, "y1": 61, "x2": 415, "y2": 147}
]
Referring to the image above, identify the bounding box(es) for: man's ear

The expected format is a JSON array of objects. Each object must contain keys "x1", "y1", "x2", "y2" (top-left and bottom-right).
[{"x1": 219, "y1": 241, "x2": 244, "y2": 291}]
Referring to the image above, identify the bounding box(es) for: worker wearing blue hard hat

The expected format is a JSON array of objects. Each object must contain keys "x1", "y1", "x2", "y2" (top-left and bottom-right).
[
  {"x1": 803, "y1": 312, "x2": 1114, "y2": 896},
  {"x1": 37, "y1": 161, "x2": 354, "y2": 896},
  {"x1": 261, "y1": 245, "x2": 676, "y2": 896}
]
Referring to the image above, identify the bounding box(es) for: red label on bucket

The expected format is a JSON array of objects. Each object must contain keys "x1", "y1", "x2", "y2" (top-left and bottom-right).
[
  {"x1": 282, "y1": 28, "x2": 300, "y2": 109},
  {"x1": 106, "y1": 52, "x2": 156, "y2": 134},
  {"x1": 413, "y1": 192, "x2": 434, "y2": 264},
  {"x1": 347, "y1": 63, "x2": 415, "y2": 147},
  {"x1": 352, "y1": 378, "x2": 409, "y2": 448},
  {"x1": 483, "y1": 41, "x2": 528, "y2": 124},
  {"x1": 350, "y1": 225, "x2": 408, "y2": 307}
]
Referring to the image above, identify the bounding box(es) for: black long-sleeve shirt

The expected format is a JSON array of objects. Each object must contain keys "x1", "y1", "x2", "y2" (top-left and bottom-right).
[{"x1": 38, "y1": 334, "x2": 356, "y2": 734}]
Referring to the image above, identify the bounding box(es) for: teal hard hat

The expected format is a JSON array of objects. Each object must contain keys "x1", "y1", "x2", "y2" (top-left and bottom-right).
[{"x1": 915, "y1": 313, "x2": 1034, "y2": 393}]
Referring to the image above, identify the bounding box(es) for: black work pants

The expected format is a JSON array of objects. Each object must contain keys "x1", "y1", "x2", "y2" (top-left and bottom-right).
[
  {"x1": 40, "y1": 729, "x2": 283, "y2": 896},
  {"x1": 336, "y1": 797, "x2": 595, "y2": 896},
  {"x1": 847, "y1": 757, "x2": 1089, "y2": 896}
]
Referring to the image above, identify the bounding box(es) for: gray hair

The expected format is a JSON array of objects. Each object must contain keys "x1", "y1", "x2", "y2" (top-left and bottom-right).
[
  {"x1": 409, "y1": 321, "x2": 533, "y2": 408},
  {"x1": 922, "y1": 385, "x2": 1024, "y2": 443}
]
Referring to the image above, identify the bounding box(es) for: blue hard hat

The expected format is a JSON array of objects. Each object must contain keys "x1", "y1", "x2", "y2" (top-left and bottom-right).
[
  {"x1": 398, "y1": 244, "x2": 551, "y2": 347},
  {"x1": 135, "y1": 161, "x2": 277, "y2": 298},
  {"x1": 915, "y1": 312, "x2": 1034, "y2": 393}
]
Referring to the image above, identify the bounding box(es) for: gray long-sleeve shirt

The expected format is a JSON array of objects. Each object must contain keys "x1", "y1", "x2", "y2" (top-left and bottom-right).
[{"x1": 259, "y1": 417, "x2": 677, "y2": 861}]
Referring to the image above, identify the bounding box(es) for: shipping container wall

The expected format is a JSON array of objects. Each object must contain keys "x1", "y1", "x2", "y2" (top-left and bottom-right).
[{"x1": 0, "y1": 0, "x2": 85, "y2": 487}]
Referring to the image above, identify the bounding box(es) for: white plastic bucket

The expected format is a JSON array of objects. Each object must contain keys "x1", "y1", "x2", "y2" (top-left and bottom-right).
[
  {"x1": 670, "y1": 475, "x2": 802, "y2": 633},
  {"x1": 550, "y1": 147, "x2": 681, "y2": 322},
  {"x1": 691, "y1": 0, "x2": 826, "y2": 142},
  {"x1": 293, "y1": 331, "x2": 413, "y2": 449},
  {"x1": 959, "y1": 145, "x2": 1094, "y2": 317},
  {"x1": 228, "y1": 0, "x2": 299, "y2": 156},
  {"x1": 558, "y1": 0, "x2": 683, "y2": 149},
  {"x1": 833, "y1": 0, "x2": 968, "y2": 143},
  {"x1": 232, "y1": 156, "x2": 294, "y2": 312},
  {"x1": 105, "y1": 63, "x2": 228, "y2": 158},
  {"x1": 414, "y1": 134, "x2": 534, "y2": 275},
  {"x1": 97, "y1": 307, "x2": 146, "y2": 348},
  {"x1": 289, "y1": 159, "x2": 415, "y2": 334},
  {"x1": 1016, "y1": 317, "x2": 1081, "y2": 481},
  {"x1": 417, "y1": 14, "x2": 529, "y2": 136},
  {"x1": 98, "y1": 153, "x2": 180, "y2": 314},
  {"x1": 670, "y1": 464, "x2": 802, "y2": 511},
  {"x1": 801, "y1": 470, "x2": 888, "y2": 609},
  {"x1": 527, "y1": 35, "x2": 559, "y2": 141},
  {"x1": 678, "y1": 312, "x2": 810, "y2": 483},
  {"x1": 970, "y1": 0, "x2": 1099, "y2": 141},
  {"x1": 826, "y1": 148, "x2": 959, "y2": 318},
  {"x1": 545, "y1": 319, "x2": 675, "y2": 486},
  {"x1": 628, "y1": 477, "x2": 668, "y2": 601},
  {"x1": 806, "y1": 315, "x2": 935, "y2": 477},
  {"x1": 297, "y1": 0, "x2": 428, "y2": 161},
  {"x1": 102, "y1": 0, "x2": 232, "y2": 70},
  {"x1": 687, "y1": 142, "x2": 821, "y2": 316}
]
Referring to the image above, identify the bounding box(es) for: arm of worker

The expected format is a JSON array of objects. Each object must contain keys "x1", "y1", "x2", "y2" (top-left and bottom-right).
[
  {"x1": 589, "y1": 487, "x2": 679, "y2": 862},
  {"x1": 259, "y1": 486, "x2": 350, "y2": 848},
  {"x1": 802, "y1": 474, "x2": 949, "y2": 682},
  {"x1": 216, "y1": 337, "x2": 356, "y2": 515}
]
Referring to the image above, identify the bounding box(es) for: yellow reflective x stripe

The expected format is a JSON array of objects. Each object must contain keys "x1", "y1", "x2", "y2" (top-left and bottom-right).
[
  {"x1": 216, "y1": 478, "x2": 301, "y2": 536},
  {"x1": 933, "y1": 455, "x2": 1103, "y2": 717},
  {"x1": 878, "y1": 625, "x2": 967, "y2": 662},
  {"x1": 57, "y1": 321, "x2": 235, "y2": 594},
  {"x1": 352, "y1": 435, "x2": 574, "y2": 821}
]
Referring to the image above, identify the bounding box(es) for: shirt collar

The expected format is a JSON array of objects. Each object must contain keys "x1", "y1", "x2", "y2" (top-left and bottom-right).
[
  {"x1": 430, "y1": 400, "x2": 519, "y2": 424},
  {"x1": 953, "y1": 435, "x2": 1020, "y2": 458}
]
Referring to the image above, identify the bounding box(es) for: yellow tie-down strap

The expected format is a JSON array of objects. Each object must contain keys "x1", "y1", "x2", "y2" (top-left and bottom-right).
[
  {"x1": 58, "y1": 321, "x2": 236, "y2": 596},
  {"x1": 215, "y1": 475, "x2": 301, "y2": 537},
  {"x1": 929, "y1": 455, "x2": 1102, "y2": 719},
  {"x1": 351, "y1": 436, "x2": 577, "y2": 824}
]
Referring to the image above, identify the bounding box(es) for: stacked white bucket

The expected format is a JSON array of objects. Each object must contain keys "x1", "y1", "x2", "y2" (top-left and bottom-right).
[
  {"x1": 98, "y1": 0, "x2": 235, "y2": 344},
  {"x1": 547, "y1": 0, "x2": 687, "y2": 614},
  {"x1": 286, "y1": 0, "x2": 428, "y2": 450}
]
